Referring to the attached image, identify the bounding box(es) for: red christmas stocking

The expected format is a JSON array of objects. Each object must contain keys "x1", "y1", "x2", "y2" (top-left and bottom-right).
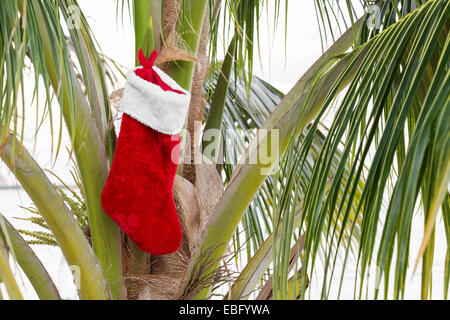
[{"x1": 101, "y1": 49, "x2": 190, "y2": 255}]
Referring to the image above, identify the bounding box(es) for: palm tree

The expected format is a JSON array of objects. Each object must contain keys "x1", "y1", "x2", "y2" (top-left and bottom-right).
[{"x1": 0, "y1": 0, "x2": 448, "y2": 300}]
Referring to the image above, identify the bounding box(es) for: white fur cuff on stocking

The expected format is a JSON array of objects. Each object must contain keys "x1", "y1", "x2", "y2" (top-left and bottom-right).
[{"x1": 119, "y1": 66, "x2": 191, "y2": 135}]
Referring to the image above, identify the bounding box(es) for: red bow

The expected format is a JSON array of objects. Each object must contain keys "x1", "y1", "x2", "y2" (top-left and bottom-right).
[{"x1": 135, "y1": 49, "x2": 184, "y2": 94}]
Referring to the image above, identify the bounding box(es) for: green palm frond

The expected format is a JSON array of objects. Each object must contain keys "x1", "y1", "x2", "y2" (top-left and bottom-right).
[
  {"x1": 292, "y1": 0, "x2": 449, "y2": 299},
  {"x1": 206, "y1": 72, "x2": 282, "y2": 263},
  {"x1": 16, "y1": 168, "x2": 88, "y2": 247},
  {"x1": 181, "y1": 0, "x2": 449, "y2": 300},
  {"x1": 204, "y1": 70, "x2": 364, "y2": 299},
  {"x1": 0, "y1": 214, "x2": 61, "y2": 299},
  {"x1": 0, "y1": 223, "x2": 23, "y2": 300},
  {"x1": 1, "y1": 0, "x2": 447, "y2": 301},
  {"x1": 1, "y1": 0, "x2": 122, "y2": 298},
  {"x1": 314, "y1": 0, "x2": 363, "y2": 49}
]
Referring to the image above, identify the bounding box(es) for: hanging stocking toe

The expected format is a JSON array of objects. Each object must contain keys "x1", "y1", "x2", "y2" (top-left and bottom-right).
[{"x1": 101, "y1": 49, "x2": 190, "y2": 255}]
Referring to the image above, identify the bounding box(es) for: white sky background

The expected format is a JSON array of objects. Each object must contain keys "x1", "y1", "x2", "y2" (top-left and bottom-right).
[{"x1": 0, "y1": 1, "x2": 446, "y2": 300}]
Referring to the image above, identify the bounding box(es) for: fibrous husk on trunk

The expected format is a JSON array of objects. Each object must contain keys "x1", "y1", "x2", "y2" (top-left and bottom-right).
[{"x1": 181, "y1": 7, "x2": 211, "y2": 184}]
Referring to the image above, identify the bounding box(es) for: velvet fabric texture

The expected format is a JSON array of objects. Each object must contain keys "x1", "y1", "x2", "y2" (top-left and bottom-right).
[{"x1": 101, "y1": 49, "x2": 184, "y2": 255}]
